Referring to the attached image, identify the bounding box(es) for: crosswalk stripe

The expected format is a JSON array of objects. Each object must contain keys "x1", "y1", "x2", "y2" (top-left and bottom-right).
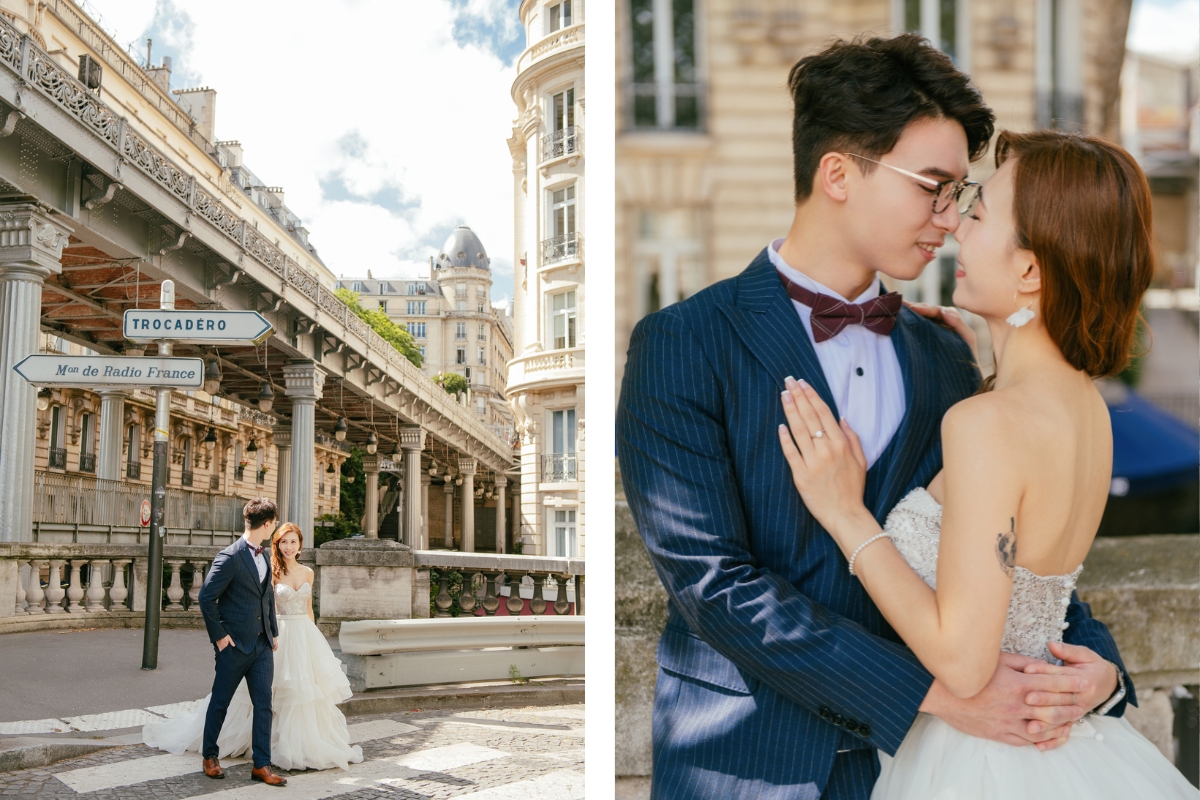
[{"x1": 54, "y1": 753, "x2": 248, "y2": 793}]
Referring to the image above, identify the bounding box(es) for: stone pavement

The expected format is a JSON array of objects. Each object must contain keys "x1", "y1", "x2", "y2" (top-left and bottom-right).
[{"x1": 0, "y1": 704, "x2": 585, "y2": 799}]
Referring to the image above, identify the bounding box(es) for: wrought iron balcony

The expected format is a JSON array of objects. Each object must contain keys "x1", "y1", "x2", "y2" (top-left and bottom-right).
[
  {"x1": 209, "y1": 475, "x2": 220, "y2": 491},
  {"x1": 181, "y1": 470, "x2": 194, "y2": 487},
  {"x1": 541, "y1": 232, "x2": 582, "y2": 265},
  {"x1": 256, "y1": 470, "x2": 267, "y2": 486},
  {"x1": 78, "y1": 453, "x2": 96, "y2": 473},
  {"x1": 541, "y1": 453, "x2": 577, "y2": 483},
  {"x1": 48, "y1": 448, "x2": 67, "y2": 470},
  {"x1": 541, "y1": 126, "x2": 581, "y2": 162},
  {"x1": 318, "y1": 484, "x2": 325, "y2": 496},
  {"x1": 235, "y1": 465, "x2": 246, "y2": 482},
  {"x1": 126, "y1": 461, "x2": 141, "y2": 480}
]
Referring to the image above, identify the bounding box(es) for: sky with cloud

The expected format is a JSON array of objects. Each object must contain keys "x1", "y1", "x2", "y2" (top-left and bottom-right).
[
  {"x1": 1128, "y1": 0, "x2": 1200, "y2": 59},
  {"x1": 80, "y1": 0, "x2": 523, "y2": 304}
]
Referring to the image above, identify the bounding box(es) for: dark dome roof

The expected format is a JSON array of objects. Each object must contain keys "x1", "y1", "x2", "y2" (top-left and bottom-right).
[{"x1": 436, "y1": 225, "x2": 490, "y2": 270}]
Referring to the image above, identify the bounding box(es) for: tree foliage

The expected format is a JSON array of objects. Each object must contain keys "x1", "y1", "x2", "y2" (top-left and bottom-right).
[
  {"x1": 335, "y1": 288, "x2": 423, "y2": 368},
  {"x1": 435, "y1": 371, "x2": 469, "y2": 396}
]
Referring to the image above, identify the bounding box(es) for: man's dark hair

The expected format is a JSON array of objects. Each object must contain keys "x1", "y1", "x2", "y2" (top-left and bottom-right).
[
  {"x1": 243, "y1": 498, "x2": 278, "y2": 530},
  {"x1": 788, "y1": 33, "x2": 995, "y2": 203}
]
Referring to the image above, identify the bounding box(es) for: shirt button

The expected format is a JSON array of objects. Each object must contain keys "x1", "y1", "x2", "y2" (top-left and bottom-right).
[{"x1": 855, "y1": 367, "x2": 864, "y2": 376}]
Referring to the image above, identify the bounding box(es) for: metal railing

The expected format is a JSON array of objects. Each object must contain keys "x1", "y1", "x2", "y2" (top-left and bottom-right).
[
  {"x1": 542, "y1": 453, "x2": 577, "y2": 482},
  {"x1": 181, "y1": 470, "x2": 193, "y2": 487},
  {"x1": 256, "y1": 471, "x2": 266, "y2": 486},
  {"x1": 126, "y1": 462, "x2": 141, "y2": 480},
  {"x1": 78, "y1": 453, "x2": 95, "y2": 473},
  {"x1": 541, "y1": 232, "x2": 582, "y2": 264},
  {"x1": 541, "y1": 126, "x2": 581, "y2": 162},
  {"x1": 32, "y1": 471, "x2": 244, "y2": 531},
  {"x1": 209, "y1": 475, "x2": 220, "y2": 491},
  {"x1": 48, "y1": 448, "x2": 67, "y2": 469},
  {"x1": 235, "y1": 465, "x2": 246, "y2": 482}
]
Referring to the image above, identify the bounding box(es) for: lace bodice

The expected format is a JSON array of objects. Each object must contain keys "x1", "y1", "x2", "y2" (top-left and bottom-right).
[
  {"x1": 882, "y1": 488, "x2": 1082, "y2": 662},
  {"x1": 275, "y1": 582, "x2": 311, "y2": 616}
]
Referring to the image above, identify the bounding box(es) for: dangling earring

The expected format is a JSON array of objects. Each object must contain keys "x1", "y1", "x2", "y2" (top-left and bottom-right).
[{"x1": 1007, "y1": 293, "x2": 1035, "y2": 328}]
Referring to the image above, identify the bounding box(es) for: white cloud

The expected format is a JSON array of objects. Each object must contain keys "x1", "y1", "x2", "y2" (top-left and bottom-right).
[
  {"x1": 85, "y1": 0, "x2": 521, "y2": 299},
  {"x1": 1128, "y1": 0, "x2": 1200, "y2": 60}
]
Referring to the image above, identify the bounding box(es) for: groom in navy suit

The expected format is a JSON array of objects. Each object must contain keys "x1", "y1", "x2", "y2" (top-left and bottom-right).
[
  {"x1": 617, "y1": 35, "x2": 1133, "y2": 799},
  {"x1": 198, "y1": 497, "x2": 287, "y2": 787}
]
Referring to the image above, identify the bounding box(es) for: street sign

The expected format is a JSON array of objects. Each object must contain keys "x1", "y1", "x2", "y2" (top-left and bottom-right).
[
  {"x1": 123, "y1": 309, "x2": 274, "y2": 346},
  {"x1": 140, "y1": 500, "x2": 151, "y2": 527},
  {"x1": 13, "y1": 355, "x2": 204, "y2": 389}
]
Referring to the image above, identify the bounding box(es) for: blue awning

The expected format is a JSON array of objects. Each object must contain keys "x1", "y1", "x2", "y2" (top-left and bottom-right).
[{"x1": 1107, "y1": 385, "x2": 1199, "y2": 497}]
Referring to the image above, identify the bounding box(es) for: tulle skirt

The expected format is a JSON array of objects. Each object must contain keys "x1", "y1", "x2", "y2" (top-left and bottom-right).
[
  {"x1": 873, "y1": 712, "x2": 1197, "y2": 799},
  {"x1": 142, "y1": 615, "x2": 363, "y2": 771}
]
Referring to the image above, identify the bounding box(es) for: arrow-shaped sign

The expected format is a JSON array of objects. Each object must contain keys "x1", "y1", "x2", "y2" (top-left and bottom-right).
[
  {"x1": 123, "y1": 309, "x2": 274, "y2": 346},
  {"x1": 13, "y1": 355, "x2": 204, "y2": 389}
]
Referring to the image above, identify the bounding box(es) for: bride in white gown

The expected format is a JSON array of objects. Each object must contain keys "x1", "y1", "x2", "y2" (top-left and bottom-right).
[
  {"x1": 144, "y1": 523, "x2": 363, "y2": 771},
  {"x1": 777, "y1": 129, "x2": 1196, "y2": 798}
]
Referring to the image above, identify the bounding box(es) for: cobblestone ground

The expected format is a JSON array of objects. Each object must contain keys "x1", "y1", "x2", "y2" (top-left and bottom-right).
[{"x1": 0, "y1": 704, "x2": 584, "y2": 799}]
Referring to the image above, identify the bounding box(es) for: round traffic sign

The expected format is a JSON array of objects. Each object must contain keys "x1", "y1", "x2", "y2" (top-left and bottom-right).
[{"x1": 140, "y1": 499, "x2": 151, "y2": 527}]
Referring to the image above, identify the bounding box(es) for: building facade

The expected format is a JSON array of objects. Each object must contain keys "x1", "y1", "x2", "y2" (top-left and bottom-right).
[
  {"x1": 506, "y1": 0, "x2": 586, "y2": 557},
  {"x1": 615, "y1": 0, "x2": 1134, "y2": 390},
  {"x1": 335, "y1": 226, "x2": 517, "y2": 436}
]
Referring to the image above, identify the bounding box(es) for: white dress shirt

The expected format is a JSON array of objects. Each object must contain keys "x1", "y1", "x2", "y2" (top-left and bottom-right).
[
  {"x1": 244, "y1": 535, "x2": 267, "y2": 582},
  {"x1": 768, "y1": 239, "x2": 906, "y2": 467}
]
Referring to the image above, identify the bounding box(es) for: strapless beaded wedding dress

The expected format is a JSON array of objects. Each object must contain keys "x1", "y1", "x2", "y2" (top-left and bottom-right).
[
  {"x1": 872, "y1": 488, "x2": 1195, "y2": 799},
  {"x1": 142, "y1": 582, "x2": 363, "y2": 771}
]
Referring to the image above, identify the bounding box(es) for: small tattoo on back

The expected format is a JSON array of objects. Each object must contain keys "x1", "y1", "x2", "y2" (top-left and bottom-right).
[{"x1": 996, "y1": 518, "x2": 1017, "y2": 578}]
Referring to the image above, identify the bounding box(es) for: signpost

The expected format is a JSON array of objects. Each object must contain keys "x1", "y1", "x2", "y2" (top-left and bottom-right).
[
  {"x1": 124, "y1": 309, "x2": 273, "y2": 346},
  {"x1": 12, "y1": 280, "x2": 276, "y2": 670}
]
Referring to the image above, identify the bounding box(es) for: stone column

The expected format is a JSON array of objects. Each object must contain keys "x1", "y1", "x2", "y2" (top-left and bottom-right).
[
  {"x1": 282, "y1": 362, "x2": 325, "y2": 541},
  {"x1": 443, "y1": 482, "x2": 455, "y2": 548},
  {"x1": 97, "y1": 390, "x2": 126, "y2": 482},
  {"x1": 495, "y1": 476, "x2": 508, "y2": 554},
  {"x1": 0, "y1": 206, "x2": 71, "y2": 543},
  {"x1": 512, "y1": 481, "x2": 521, "y2": 552},
  {"x1": 273, "y1": 423, "x2": 292, "y2": 523},
  {"x1": 420, "y1": 474, "x2": 431, "y2": 550},
  {"x1": 458, "y1": 458, "x2": 476, "y2": 552},
  {"x1": 362, "y1": 455, "x2": 380, "y2": 539},
  {"x1": 400, "y1": 427, "x2": 426, "y2": 548}
]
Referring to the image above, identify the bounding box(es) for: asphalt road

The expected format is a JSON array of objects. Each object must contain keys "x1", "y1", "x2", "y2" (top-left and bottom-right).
[{"x1": 2, "y1": 627, "x2": 261, "y2": 723}]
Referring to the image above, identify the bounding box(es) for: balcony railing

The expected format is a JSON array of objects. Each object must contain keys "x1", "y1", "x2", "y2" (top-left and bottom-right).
[
  {"x1": 181, "y1": 470, "x2": 194, "y2": 487},
  {"x1": 542, "y1": 453, "x2": 578, "y2": 483},
  {"x1": 78, "y1": 453, "x2": 96, "y2": 474},
  {"x1": 126, "y1": 462, "x2": 141, "y2": 480},
  {"x1": 209, "y1": 475, "x2": 220, "y2": 491},
  {"x1": 31, "y1": 471, "x2": 244, "y2": 532},
  {"x1": 541, "y1": 232, "x2": 582, "y2": 265},
  {"x1": 542, "y1": 126, "x2": 581, "y2": 162},
  {"x1": 48, "y1": 448, "x2": 67, "y2": 470},
  {"x1": 256, "y1": 470, "x2": 267, "y2": 486},
  {"x1": 235, "y1": 465, "x2": 246, "y2": 482}
]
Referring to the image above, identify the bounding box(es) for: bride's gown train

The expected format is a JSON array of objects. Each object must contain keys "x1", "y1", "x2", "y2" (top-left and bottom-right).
[
  {"x1": 142, "y1": 582, "x2": 364, "y2": 771},
  {"x1": 873, "y1": 488, "x2": 1195, "y2": 799}
]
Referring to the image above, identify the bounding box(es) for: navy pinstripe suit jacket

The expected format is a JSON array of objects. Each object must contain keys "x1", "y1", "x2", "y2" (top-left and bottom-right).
[{"x1": 616, "y1": 251, "x2": 1133, "y2": 800}]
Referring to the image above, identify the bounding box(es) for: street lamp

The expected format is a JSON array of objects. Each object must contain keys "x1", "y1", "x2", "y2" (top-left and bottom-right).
[
  {"x1": 203, "y1": 427, "x2": 217, "y2": 451},
  {"x1": 390, "y1": 440, "x2": 402, "y2": 457},
  {"x1": 247, "y1": 438, "x2": 258, "y2": 453},
  {"x1": 256, "y1": 381, "x2": 274, "y2": 413},
  {"x1": 333, "y1": 417, "x2": 347, "y2": 441},
  {"x1": 365, "y1": 431, "x2": 377, "y2": 454},
  {"x1": 36, "y1": 388, "x2": 51, "y2": 411},
  {"x1": 203, "y1": 358, "x2": 222, "y2": 394},
  {"x1": 326, "y1": 463, "x2": 335, "y2": 474}
]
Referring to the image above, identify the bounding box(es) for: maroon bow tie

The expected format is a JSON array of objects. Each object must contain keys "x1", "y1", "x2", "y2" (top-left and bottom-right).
[
  {"x1": 777, "y1": 271, "x2": 902, "y2": 343},
  {"x1": 249, "y1": 544, "x2": 264, "y2": 557}
]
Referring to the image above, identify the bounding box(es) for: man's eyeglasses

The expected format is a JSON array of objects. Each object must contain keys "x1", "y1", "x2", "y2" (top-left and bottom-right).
[{"x1": 844, "y1": 153, "x2": 982, "y2": 216}]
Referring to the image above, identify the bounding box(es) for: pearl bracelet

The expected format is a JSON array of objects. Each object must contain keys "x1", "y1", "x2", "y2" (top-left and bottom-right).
[{"x1": 848, "y1": 532, "x2": 890, "y2": 576}]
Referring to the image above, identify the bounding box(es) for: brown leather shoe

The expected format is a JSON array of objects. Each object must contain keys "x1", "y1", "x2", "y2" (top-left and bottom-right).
[
  {"x1": 251, "y1": 766, "x2": 287, "y2": 786},
  {"x1": 202, "y1": 757, "x2": 225, "y2": 778}
]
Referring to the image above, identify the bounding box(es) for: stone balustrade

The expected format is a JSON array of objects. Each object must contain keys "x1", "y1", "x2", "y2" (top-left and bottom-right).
[{"x1": 415, "y1": 551, "x2": 585, "y2": 619}]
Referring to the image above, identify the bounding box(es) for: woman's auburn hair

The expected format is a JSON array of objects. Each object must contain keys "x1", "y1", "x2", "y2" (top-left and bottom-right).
[
  {"x1": 271, "y1": 522, "x2": 303, "y2": 580},
  {"x1": 996, "y1": 129, "x2": 1155, "y2": 378}
]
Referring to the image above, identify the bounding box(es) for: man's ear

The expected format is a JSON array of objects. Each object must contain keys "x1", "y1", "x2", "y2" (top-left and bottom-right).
[{"x1": 818, "y1": 152, "x2": 851, "y2": 203}]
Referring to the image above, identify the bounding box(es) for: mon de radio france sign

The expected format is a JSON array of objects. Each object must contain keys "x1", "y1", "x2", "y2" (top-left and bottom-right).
[
  {"x1": 13, "y1": 355, "x2": 204, "y2": 389},
  {"x1": 123, "y1": 309, "x2": 274, "y2": 346}
]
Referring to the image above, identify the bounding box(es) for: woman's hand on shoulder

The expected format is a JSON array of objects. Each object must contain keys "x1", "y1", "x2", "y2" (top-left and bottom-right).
[{"x1": 777, "y1": 376, "x2": 872, "y2": 549}]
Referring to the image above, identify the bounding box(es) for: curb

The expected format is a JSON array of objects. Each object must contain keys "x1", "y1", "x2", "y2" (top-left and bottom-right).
[
  {"x1": 0, "y1": 737, "x2": 120, "y2": 772},
  {"x1": 339, "y1": 679, "x2": 585, "y2": 716}
]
